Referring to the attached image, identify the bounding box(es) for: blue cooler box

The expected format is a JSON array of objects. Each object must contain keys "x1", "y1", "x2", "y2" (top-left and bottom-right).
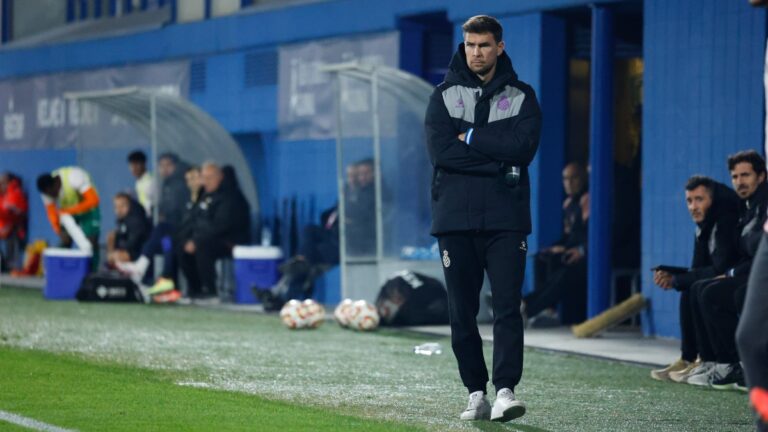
[
  {"x1": 233, "y1": 246, "x2": 283, "y2": 304},
  {"x1": 43, "y1": 248, "x2": 91, "y2": 300}
]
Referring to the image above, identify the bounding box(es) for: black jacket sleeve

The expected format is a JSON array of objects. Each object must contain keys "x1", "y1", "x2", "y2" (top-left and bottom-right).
[
  {"x1": 729, "y1": 204, "x2": 768, "y2": 277},
  {"x1": 425, "y1": 90, "x2": 502, "y2": 175},
  {"x1": 674, "y1": 219, "x2": 740, "y2": 290},
  {"x1": 467, "y1": 85, "x2": 542, "y2": 166}
]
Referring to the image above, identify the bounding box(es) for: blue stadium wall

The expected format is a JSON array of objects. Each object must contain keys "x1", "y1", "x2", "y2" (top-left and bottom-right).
[
  {"x1": 641, "y1": 0, "x2": 767, "y2": 338},
  {"x1": 0, "y1": 0, "x2": 766, "y2": 338}
]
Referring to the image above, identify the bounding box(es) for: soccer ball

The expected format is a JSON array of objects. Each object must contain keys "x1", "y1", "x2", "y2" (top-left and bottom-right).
[
  {"x1": 333, "y1": 298, "x2": 354, "y2": 327},
  {"x1": 347, "y1": 300, "x2": 380, "y2": 331},
  {"x1": 280, "y1": 299, "x2": 309, "y2": 329},
  {"x1": 302, "y1": 299, "x2": 326, "y2": 328}
]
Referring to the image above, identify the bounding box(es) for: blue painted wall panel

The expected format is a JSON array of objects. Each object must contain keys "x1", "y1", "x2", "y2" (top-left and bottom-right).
[{"x1": 642, "y1": 0, "x2": 766, "y2": 338}]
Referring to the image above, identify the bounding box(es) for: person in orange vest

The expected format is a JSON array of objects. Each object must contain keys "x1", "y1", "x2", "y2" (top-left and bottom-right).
[
  {"x1": 0, "y1": 172, "x2": 29, "y2": 272},
  {"x1": 36, "y1": 167, "x2": 101, "y2": 269}
]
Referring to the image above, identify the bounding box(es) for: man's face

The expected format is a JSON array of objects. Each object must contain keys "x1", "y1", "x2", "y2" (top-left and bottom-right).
[
  {"x1": 730, "y1": 162, "x2": 765, "y2": 200},
  {"x1": 356, "y1": 164, "x2": 374, "y2": 188},
  {"x1": 346, "y1": 165, "x2": 358, "y2": 189},
  {"x1": 201, "y1": 165, "x2": 223, "y2": 193},
  {"x1": 113, "y1": 196, "x2": 130, "y2": 219},
  {"x1": 128, "y1": 162, "x2": 145, "y2": 179},
  {"x1": 562, "y1": 165, "x2": 584, "y2": 197},
  {"x1": 158, "y1": 158, "x2": 176, "y2": 179},
  {"x1": 686, "y1": 186, "x2": 713, "y2": 223},
  {"x1": 185, "y1": 169, "x2": 201, "y2": 193},
  {"x1": 464, "y1": 32, "x2": 504, "y2": 78}
]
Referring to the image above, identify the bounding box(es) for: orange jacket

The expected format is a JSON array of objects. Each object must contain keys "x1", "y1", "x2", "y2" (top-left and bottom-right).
[{"x1": 0, "y1": 178, "x2": 28, "y2": 239}]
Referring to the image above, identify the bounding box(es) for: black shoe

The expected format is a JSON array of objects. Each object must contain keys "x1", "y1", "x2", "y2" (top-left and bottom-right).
[
  {"x1": 253, "y1": 286, "x2": 284, "y2": 312},
  {"x1": 711, "y1": 363, "x2": 747, "y2": 392}
]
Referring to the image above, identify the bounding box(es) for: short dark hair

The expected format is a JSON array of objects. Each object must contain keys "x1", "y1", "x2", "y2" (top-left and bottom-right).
[
  {"x1": 36, "y1": 173, "x2": 56, "y2": 193},
  {"x1": 727, "y1": 150, "x2": 766, "y2": 178},
  {"x1": 685, "y1": 175, "x2": 715, "y2": 195},
  {"x1": 113, "y1": 191, "x2": 132, "y2": 202},
  {"x1": 356, "y1": 158, "x2": 374, "y2": 168},
  {"x1": 462, "y1": 15, "x2": 503, "y2": 43},
  {"x1": 159, "y1": 152, "x2": 179, "y2": 164},
  {"x1": 127, "y1": 150, "x2": 147, "y2": 164}
]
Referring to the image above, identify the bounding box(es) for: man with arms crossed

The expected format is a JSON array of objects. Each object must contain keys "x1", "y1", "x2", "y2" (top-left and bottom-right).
[{"x1": 425, "y1": 15, "x2": 541, "y2": 422}]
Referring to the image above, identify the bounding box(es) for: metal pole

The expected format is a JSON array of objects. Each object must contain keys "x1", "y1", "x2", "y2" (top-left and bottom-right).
[
  {"x1": 149, "y1": 93, "x2": 159, "y2": 225},
  {"x1": 371, "y1": 68, "x2": 384, "y2": 262},
  {"x1": 334, "y1": 75, "x2": 349, "y2": 299},
  {"x1": 587, "y1": 5, "x2": 615, "y2": 318}
]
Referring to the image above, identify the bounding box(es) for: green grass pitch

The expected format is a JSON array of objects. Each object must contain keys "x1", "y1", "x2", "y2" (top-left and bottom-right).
[{"x1": 0, "y1": 287, "x2": 755, "y2": 431}]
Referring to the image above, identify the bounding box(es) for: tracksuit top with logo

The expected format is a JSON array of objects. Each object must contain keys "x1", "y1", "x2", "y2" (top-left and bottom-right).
[{"x1": 425, "y1": 44, "x2": 541, "y2": 235}]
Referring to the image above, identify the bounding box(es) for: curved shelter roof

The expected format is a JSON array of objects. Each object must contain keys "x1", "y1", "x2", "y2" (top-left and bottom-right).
[{"x1": 64, "y1": 87, "x2": 259, "y2": 214}]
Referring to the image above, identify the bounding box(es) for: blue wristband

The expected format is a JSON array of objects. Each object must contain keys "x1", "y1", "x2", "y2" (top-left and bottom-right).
[{"x1": 465, "y1": 128, "x2": 474, "y2": 145}]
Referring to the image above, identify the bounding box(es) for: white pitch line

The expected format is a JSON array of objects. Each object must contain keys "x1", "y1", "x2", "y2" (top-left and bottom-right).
[{"x1": 0, "y1": 410, "x2": 77, "y2": 432}]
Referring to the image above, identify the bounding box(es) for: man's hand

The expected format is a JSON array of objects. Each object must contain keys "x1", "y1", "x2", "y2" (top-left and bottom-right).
[
  {"x1": 184, "y1": 240, "x2": 196, "y2": 254},
  {"x1": 750, "y1": 0, "x2": 768, "y2": 7},
  {"x1": 458, "y1": 132, "x2": 466, "y2": 142},
  {"x1": 546, "y1": 245, "x2": 566, "y2": 255},
  {"x1": 654, "y1": 270, "x2": 675, "y2": 290},
  {"x1": 562, "y1": 247, "x2": 584, "y2": 265}
]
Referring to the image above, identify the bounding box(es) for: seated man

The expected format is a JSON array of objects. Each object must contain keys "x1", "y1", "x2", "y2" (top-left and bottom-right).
[
  {"x1": 685, "y1": 150, "x2": 767, "y2": 389},
  {"x1": 257, "y1": 161, "x2": 370, "y2": 310},
  {"x1": 0, "y1": 173, "x2": 28, "y2": 272},
  {"x1": 106, "y1": 193, "x2": 151, "y2": 268},
  {"x1": 117, "y1": 153, "x2": 191, "y2": 288},
  {"x1": 178, "y1": 162, "x2": 250, "y2": 302},
  {"x1": 36, "y1": 167, "x2": 101, "y2": 270},
  {"x1": 521, "y1": 162, "x2": 589, "y2": 326},
  {"x1": 650, "y1": 176, "x2": 739, "y2": 382}
]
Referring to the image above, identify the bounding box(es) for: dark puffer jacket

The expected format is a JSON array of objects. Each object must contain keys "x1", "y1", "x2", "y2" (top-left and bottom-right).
[
  {"x1": 674, "y1": 182, "x2": 741, "y2": 290},
  {"x1": 425, "y1": 44, "x2": 541, "y2": 235}
]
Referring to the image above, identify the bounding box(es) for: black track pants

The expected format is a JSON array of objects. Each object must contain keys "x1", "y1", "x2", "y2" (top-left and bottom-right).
[
  {"x1": 698, "y1": 276, "x2": 746, "y2": 364},
  {"x1": 437, "y1": 230, "x2": 527, "y2": 394},
  {"x1": 688, "y1": 279, "x2": 718, "y2": 362},
  {"x1": 737, "y1": 233, "x2": 768, "y2": 391},
  {"x1": 680, "y1": 286, "x2": 700, "y2": 362}
]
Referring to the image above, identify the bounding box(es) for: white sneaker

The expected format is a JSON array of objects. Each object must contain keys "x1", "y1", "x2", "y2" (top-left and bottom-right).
[
  {"x1": 680, "y1": 361, "x2": 715, "y2": 384},
  {"x1": 491, "y1": 388, "x2": 526, "y2": 422},
  {"x1": 115, "y1": 261, "x2": 143, "y2": 285},
  {"x1": 459, "y1": 391, "x2": 491, "y2": 421},
  {"x1": 688, "y1": 363, "x2": 731, "y2": 387}
]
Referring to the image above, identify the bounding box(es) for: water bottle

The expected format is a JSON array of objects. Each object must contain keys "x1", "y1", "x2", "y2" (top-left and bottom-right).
[
  {"x1": 413, "y1": 342, "x2": 443, "y2": 356},
  {"x1": 261, "y1": 225, "x2": 272, "y2": 246}
]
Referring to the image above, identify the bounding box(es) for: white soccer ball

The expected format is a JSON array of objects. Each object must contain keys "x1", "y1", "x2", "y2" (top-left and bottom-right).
[
  {"x1": 280, "y1": 299, "x2": 309, "y2": 329},
  {"x1": 302, "y1": 299, "x2": 326, "y2": 328},
  {"x1": 347, "y1": 300, "x2": 380, "y2": 331},
  {"x1": 334, "y1": 298, "x2": 354, "y2": 328}
]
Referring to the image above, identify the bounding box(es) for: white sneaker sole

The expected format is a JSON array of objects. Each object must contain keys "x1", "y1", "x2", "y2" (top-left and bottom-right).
[
  {"x1": 491, "y1": 402, "x2": 526, "y2": 422},
  {"x1": 460, "y1": 407, "x2": 490, "y2": 421}
]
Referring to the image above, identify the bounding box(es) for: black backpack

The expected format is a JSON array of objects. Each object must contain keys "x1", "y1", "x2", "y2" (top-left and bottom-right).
[
  {"x1": 375, "y1": 271, "x2": 449, "y2": 326},
  {"x1": 76, "y1": 271, "x2": 145, "y2": 303}
]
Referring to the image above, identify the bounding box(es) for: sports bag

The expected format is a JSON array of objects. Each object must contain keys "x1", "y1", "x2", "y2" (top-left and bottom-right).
[
  {"x1": 375, "y1": 271, "x2": 449, "y2": 326},
  {"x1": 76, "y1": 271, "x2": 145, "y2": 303}
]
